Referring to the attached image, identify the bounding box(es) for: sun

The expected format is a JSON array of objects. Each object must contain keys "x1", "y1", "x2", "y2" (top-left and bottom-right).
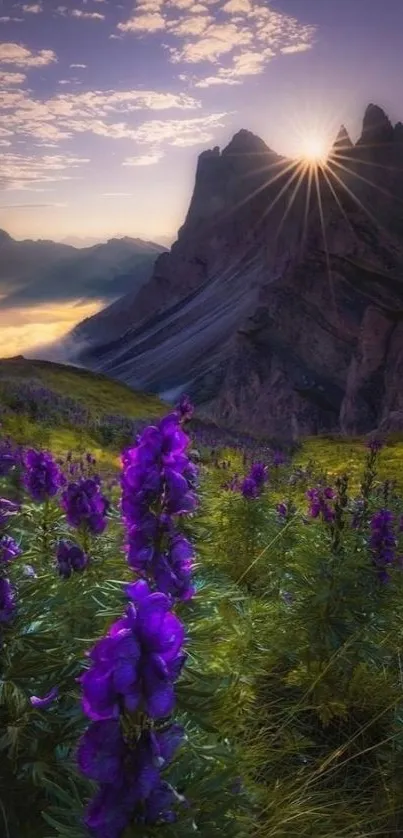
[{"x1": 299, "y1": 134, "x2": 329, "y2": 166}]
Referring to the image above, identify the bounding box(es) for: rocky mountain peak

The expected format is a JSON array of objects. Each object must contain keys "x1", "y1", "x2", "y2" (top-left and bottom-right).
[
  {"x1": 70, "y1": 102, "x2": 403, "y2": 440},
  {"x1": 222, "y1": 129, "x2": 271, "y2": 156},
  {"x1": 358, "y1": 103, "x2": 394, "y2": 145},
  {"x1": 333, "y1": 124, "x2": 353, "y2": 150}
]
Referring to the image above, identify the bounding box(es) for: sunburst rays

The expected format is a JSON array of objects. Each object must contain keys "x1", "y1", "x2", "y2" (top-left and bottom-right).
[{"x1": 235, "y1": 125, "x2": 400, "y2": 322}]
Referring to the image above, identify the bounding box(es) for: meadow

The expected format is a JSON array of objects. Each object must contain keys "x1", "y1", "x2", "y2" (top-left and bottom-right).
[{"x1": 1, "y1": 357, "x2": 403, "y2": 838}]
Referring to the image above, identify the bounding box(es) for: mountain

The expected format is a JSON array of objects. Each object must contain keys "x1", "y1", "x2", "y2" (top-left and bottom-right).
[
  {"x1": 65, "y1": 105, "x2": 403, "y2": 440},
  {"x1": 0, "y1": 232, "x2": 166, "y2": 309}
]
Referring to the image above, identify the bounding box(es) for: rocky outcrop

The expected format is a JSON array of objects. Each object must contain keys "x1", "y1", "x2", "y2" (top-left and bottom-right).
[{"x1": 68, "y1": 105, "x2": 403, "y2": 440}]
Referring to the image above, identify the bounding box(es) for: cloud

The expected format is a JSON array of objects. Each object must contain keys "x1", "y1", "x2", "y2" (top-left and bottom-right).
[
  {"x1": 170, "y1": 21, "x2": 253, "y2": 63},
  {"x1": 70, "y1": 63, "x2": 87, "y2": 68},
  {"x1": 56, "y1": 7, "x2": 105, "y2": 19},
  {"x1": 168, "y1": 15, "x2": 213, "y2": 36},
  {"x1": 0, "y1": 152, "x2": 89, "y2": 190},
  {"x1": 194, "y1": 75, "x2": 240, "y2": 87},
  {"x1": 118, "y1": 12, "x2": 165, "y2": 32},
  {"x1": 0, "y1": 70, "x2": 26, "y2": 86},
  {"x1": 0, "y1": 43, "x2": 57, "y2": 67},
  {"x1": 22, "y1": 3, "x2": 43, "y2": 12},
  {"x1": 222, "y1": 0, "x2": 251, "y2": 12},
  {"x1": 118, "y1": 1, "x2": 316, "y2": 87},
  {"x1": 0, "y1": 86, "x2": 201, "y2": 142},
  {"x1": 123, "y1": 152, "x2": 164, "y2": 166},
  {"x1": 0, "y1": 300, "x2": 102, "y2": 359},
  {"x1": 126, "y1": 113, "x2": 227, "y2": 148},
  {"x1": 280, "y1": 42, "x2": 312, "y2": 54},
  {"x1": 71, "y1": 10, "x2": 105, "y2": 20},
  {"x1": 0, "y1": 16, "x2": 24, "y2": 22},
  {"x1": 0, "y1": 202, "x2": 67, "y2": 208}
]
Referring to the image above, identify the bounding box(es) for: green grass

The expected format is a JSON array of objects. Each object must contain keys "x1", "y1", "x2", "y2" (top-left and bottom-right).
[
  {"x1": 2, "y1": 356, "x2": 403, "y2": 490},
  {"x1": 2, "y1": 360, "x2": 403, "y2": 837},
  {"x1": 296, "y1": 435, "x2": 403, "y2": 490},
  {"x1": 0, "y1": 356, "x2": 167, "y2": 419}
]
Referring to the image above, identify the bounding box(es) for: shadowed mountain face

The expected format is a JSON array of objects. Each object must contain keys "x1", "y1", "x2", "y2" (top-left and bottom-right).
[
  {"x1": 67, "y1": 106, "x2": 403, "y2": 440},
  {"x1": 0, "y1": 232, "x2": 165, "y2": 308}
]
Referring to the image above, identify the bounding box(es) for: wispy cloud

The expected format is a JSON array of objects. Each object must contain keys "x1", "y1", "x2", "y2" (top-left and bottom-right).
[
  {"x1": 0, "y1": 87, "x2": 202, "y2": 143},
  {"x1": 0, "y1": 16, "x2": 24, "y2": 23},
  {"x1": 0, "y1": 152, "x2": 89, "y2": 190},
  {"x1": 55, "y1": 6, "x2": 105, "y2": 19},
  {"x1": 71, "y1": 10, "x2": 105, "y2": 20},
  {"x1": 0, "y1": 43, "x2": 57, "y2": 67},
  {"x1": 125, "y1": 113, "x2": 227, "y2": 148},
  {"x1": 117, "y1": 0, "x2": 316, "y2": 87},
  {"x1": 70, "y1": 63, "x2": 87, "y2": 68},
  {"x1": 22, "y1": 3, "x2": 43, "y2": 13},
  {"x1": 0, "y1": 202, "x2": 67, "y2": 208},
  {"x1": 280, "y1": 43, "x2": 312, "y2": 54},
  {"x1": 123, "y1": 152, "x2": 164, "y2": 166}
]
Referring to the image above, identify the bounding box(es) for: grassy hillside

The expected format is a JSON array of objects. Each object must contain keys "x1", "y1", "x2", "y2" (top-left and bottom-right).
[
  {"x1": 0, "y1": 356, "x2": 167, "y2": 419},
  {"x1": 2, "y1": 357, "x2": 403, "y2": 838},
  {"x1": 0, "y1": 355, "x2": 403, "y2": 489}
]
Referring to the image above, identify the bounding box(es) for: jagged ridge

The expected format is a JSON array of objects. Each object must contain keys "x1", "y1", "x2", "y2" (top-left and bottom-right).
[{"x1": 68, "y1": 104, "x2": 403, "y2": 440}]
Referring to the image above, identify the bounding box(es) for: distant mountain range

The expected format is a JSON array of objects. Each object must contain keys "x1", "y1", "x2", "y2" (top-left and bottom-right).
[
  {"x1": 55, "y1": 103, "x2": 403, "y2": 439},
  {"x1": 0, "y1": 230, "x2": 166, "y2": 309},
  {"x1": 60, "y1": 234, "x2": 175, "y2": 249}
]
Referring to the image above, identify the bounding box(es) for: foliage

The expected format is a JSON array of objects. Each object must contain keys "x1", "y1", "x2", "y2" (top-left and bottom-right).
[{"x1": 1, "y1": 365, "x2": 403, "y2": 837}]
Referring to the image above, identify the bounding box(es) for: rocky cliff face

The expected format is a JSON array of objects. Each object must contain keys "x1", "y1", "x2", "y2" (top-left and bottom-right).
[{"x1": 70, "y1": 105, "x2": 403, "y2": 440}]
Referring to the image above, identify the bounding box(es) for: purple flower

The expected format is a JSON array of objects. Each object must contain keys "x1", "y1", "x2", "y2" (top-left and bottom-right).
[
  {"x1": 152, "y1": 534, "x2": 195, "y2": 602},
  {"x1": 30, "y1": 686, "x2": 59, "y2": 708},
  {"x1": 241, "y1": 476, "x2": 259, "y2": 499},
  {"x1": 56, "y1": 540, "x2": 88, "y2": 578},
  {"x1": 366, "y1": 438, "x2": 383, "y2": 453},
  {"x1": 277, "y1": 502, "x2": 288, "y2": 518},
  {"x1": 0, "y1": 535, "x2": 21, "y2": 565},
  {"x1": 306, "y1": 487, "x2": 335, "y2": 523},
  {"x1": 250, "y1": 462, "x2": 268, "y2": 488},
  {"x1": 78, "y1": 718, "x2": 184, "y2": 835},
  {"x1": 176, "y1": 393, "x2": 194, "y2": 422},
  {"x1": 0, "y1": 577, "x2": 15, "y2": 623},
  {"x1": 121, "y1": 412, "x2": 197, "y2": 599},
  {"x1": 22, "y1": 449, "x2": 62, "y2": 502},
  {"x1": 369, "y1": 508, "x2": 397, "y2": 582},
  {"x1": 0, "y1": 498, "x2": 20, "y2": 527},
  {"x1": 61, "y1": 478, "x2": 109, "y2": 534},
  {"x1": 80, "y1": 580, "x2": 186, "y2": 722},
  {"x1": 77, "y1": 720, "x2": 127, "y2": 785}
]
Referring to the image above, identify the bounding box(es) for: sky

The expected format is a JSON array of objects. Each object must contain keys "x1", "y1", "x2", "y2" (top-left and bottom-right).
[
  {"x1": 0, "y1": 0, "x2": 403, "y2": 357},
  {"x1": 1, "y1": 0, "x2": 403, "y2": 244}
]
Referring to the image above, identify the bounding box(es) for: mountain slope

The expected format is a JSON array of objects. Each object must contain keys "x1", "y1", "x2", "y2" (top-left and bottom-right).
[
  {"x1": 0, "y1": 231, "x2": 165, "y2": 308},
  {"x1": 67, "y1": 106, "x2": 403, "y2": 440}
]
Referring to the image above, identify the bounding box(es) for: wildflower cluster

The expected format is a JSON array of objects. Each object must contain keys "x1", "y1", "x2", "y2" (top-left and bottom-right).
[
  {"x1": 61, "y1": 476, "x2": 110, "y2": 535},
  {"x1": 306, "y1": 486, "x2": 335, "y2": 522},
  {"x1": 120, "y1": 406, "x2": 198, "y2": 601},
  {"x1": 77, "y1": 398, "x2": 196, "y2": 837},
  {"x1": 56, "y1": 539, "x2": 88, "y2": 578},
  {"x1": 22, "y1": 448, "x2": 63, "y2": 502}
]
